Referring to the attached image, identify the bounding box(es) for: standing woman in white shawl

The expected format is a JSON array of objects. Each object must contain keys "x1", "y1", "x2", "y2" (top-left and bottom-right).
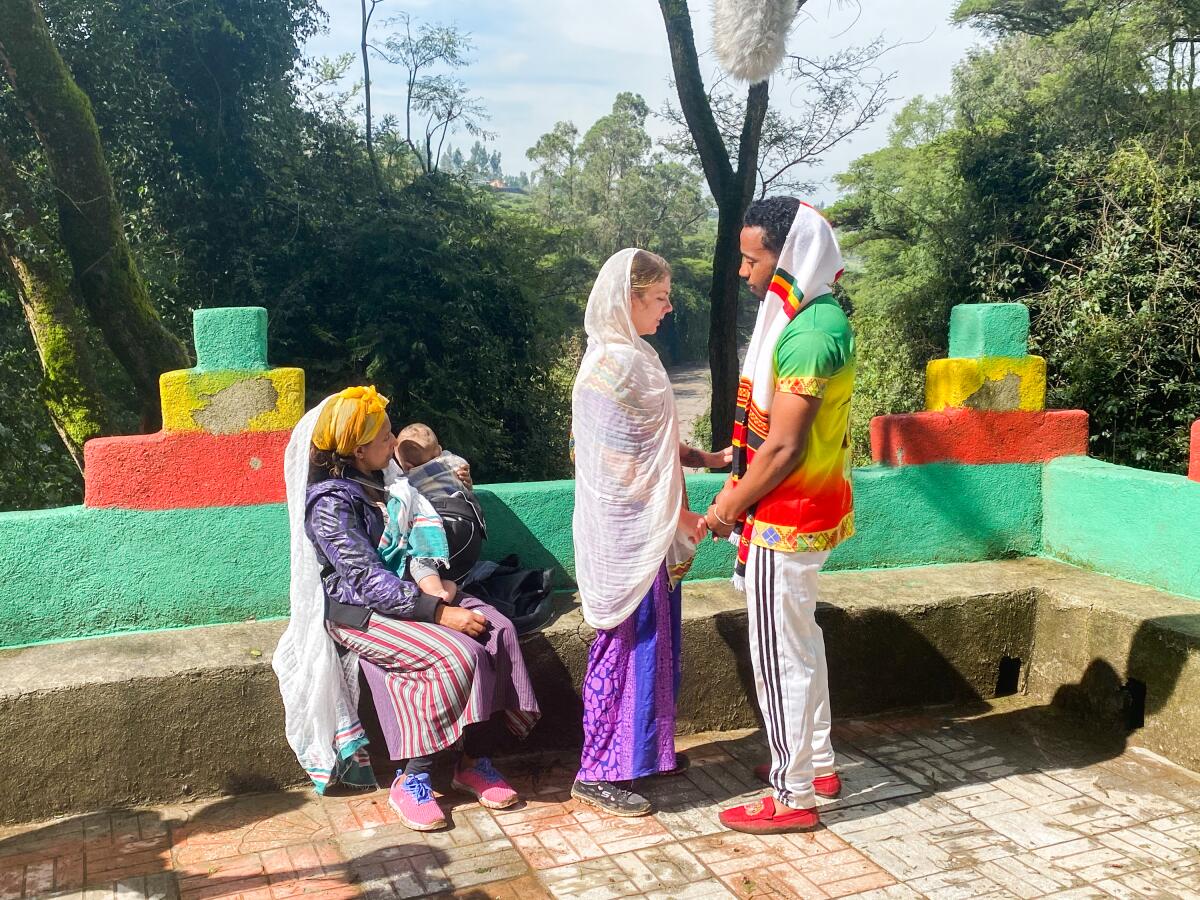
[
  {"x1": 273, "y1": 387, "x2": 540, "y2": 834},
  {"x1": 569, "y1": 249, "x2": 726, "y2": 817}
]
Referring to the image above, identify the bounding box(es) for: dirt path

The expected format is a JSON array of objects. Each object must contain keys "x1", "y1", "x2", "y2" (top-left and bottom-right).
[{"x1": 668, "y1": 359, "x2": 711, "y2": 445}]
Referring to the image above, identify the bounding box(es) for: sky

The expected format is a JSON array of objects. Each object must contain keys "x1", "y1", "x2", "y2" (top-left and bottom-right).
[{"x1": 304, "y1": 1, "x2": 984, "y2": 203}]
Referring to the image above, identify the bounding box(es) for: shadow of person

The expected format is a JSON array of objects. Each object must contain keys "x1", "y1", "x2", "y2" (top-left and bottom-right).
[
  {"x1": 693, "y1": 600, "x2": 1199, "y2": 828},
  {"x1": 0, "y1": 788, "x2": 311, "y2": 896}
]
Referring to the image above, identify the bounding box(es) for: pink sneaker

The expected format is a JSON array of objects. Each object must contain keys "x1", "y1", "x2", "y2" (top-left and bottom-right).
[
  {"x1": 388, "y1": 773, "x2": 446, "y2": 831},
  {"x1": 451, "y1": 757, "x2": 519, "y2": 809}
]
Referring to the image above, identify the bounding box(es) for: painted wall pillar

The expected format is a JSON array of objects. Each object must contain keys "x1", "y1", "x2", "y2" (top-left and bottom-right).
[
  {"x1": 871, "y1": 303, "x2": 1088, "y2": 466},
  {"x1": 84, "y1": 307, "x2": 303, "y2": 509}
]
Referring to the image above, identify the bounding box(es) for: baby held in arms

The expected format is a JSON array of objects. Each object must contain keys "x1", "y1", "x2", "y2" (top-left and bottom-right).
[{"x1": 394, "y1": 423, "x2": 487, "y2": 583}]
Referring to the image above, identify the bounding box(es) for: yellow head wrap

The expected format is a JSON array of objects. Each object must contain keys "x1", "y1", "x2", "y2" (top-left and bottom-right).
[{"x1": 312, "y1": 386, "x2": 390, "y2": 457}]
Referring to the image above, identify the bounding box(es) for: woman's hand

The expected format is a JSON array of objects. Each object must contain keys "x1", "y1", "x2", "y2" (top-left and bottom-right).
[
  {"x1": 435, "y1": 604, "x2": 488, "y2": 637},
  {"x1": 708, "y1": 446, "x2": 734, "y2": 469},
  {"x1": 680, "y1": 508, "x2": 708, "y2": 545}
]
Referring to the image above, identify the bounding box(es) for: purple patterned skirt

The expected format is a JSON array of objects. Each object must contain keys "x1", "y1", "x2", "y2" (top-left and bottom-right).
[{"x1": 577, "y1": 564, "x2": 682, "y2": 781}]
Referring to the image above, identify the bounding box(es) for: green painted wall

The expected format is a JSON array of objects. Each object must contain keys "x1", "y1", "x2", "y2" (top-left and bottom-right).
[
  {"x1": 0, "y1": 503, "x2": 290, "y2": 649},
  {"x1": 477, "y1": 476, "x2": 737, "y2": 586},
  {"x1": 1, "y1": 464, "x2": 1044, "y2": 649},
  {"x1": 1043, "y1": 456, "x2": 1200, "y2": 600},
  {"x1": 830, "y1": 463, "x2": 1042, "y2": 569},
  {"x1": 479, "y1": 464, "x2": 1042, "y2": 584}
]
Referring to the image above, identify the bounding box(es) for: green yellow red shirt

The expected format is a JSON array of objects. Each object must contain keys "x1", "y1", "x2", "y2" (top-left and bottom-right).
[{"x1": 750, "y1": 293, "x2": 855, "y2": 553}]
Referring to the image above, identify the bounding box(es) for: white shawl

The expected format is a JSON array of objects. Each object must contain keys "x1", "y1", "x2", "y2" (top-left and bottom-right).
[
  {"x1": 572, "y1": 249, "x2": 688, "y2": 630},
  {"x1": 272, "y1": 396, "x2": 373, "y2": 792}
]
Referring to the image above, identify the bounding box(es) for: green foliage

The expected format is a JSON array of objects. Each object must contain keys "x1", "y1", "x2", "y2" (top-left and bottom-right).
[
  {"x1": 0, "y1": 0, "x2": 576, "y2": 510},
  {"x1": 833, "y1": 0, "x2": 1200, "y2": 472},
  {"x1": 830, "y1": 97, "x2": 970, "y2": 462},
  {"x1": 525, "y1": 93, "x2": 715, "y2": 365},
  {"x1": 271, "y1": 175, "x2": 574, "y2": 482}
]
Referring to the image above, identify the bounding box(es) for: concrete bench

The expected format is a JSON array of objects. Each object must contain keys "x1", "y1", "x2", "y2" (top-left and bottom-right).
[{"x1": 3, "y1": 558, "x2": 1198, "y2": 825}]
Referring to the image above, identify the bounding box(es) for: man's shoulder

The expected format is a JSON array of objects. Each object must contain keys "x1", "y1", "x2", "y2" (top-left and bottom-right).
[{"x1": 790, "y1": 295, "x2": 848, "y2": 332}]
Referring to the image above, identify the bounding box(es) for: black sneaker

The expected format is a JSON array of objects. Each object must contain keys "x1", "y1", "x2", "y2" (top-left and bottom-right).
[{"x1": 571, "y1": 779, "x2": 653, "y2": 817}]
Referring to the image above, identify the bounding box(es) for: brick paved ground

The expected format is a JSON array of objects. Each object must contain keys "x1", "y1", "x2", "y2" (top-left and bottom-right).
[{"x1": 4, "y1": 700, "x2": 1199, "y2": 899}]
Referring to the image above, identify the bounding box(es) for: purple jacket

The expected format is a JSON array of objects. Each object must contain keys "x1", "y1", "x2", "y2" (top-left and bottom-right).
[{"x1": 305, "y1": 477, "x2": 441, "y2": 626}]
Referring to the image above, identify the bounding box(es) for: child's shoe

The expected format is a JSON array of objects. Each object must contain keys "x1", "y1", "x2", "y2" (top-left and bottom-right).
[
  {"x1": 388, "y1": 773, "x2": 446, "y2": 831},
  {"x1": 452, "y1": 757, "x2": 519, "y2": 809}
]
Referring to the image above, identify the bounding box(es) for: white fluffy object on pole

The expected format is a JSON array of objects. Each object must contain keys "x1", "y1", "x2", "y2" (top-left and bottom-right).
[{"x1": 713, "y1": 0, "x2": 796, "y2": 84}]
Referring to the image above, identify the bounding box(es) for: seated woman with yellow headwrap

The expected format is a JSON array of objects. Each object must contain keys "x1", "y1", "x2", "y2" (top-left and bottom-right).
[{"x1": 272, "y1": 387, "x2": 540, "y2": 833}]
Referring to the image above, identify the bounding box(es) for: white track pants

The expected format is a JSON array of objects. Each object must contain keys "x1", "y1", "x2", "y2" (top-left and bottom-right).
[{"x1": 744, "y1": 544, "x2": 835, "y2": 809}]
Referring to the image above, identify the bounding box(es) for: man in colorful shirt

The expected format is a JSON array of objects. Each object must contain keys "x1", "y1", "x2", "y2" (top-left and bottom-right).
[{"x1": 705, "y1": 197, "x2": 855, "y2": 834}]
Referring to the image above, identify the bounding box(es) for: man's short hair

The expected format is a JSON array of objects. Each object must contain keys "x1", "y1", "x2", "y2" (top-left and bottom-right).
[{"x1": 743, "y1": 196, "x2": 801, "y2": 255}]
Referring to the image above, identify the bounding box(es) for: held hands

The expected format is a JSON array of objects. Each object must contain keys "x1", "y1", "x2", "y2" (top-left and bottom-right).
[
  {"x1": 710, "y1": 445, "x2": 734, "y2": 468},
  {"x1": 679, "y1": 508, "x2": 708, "y2": 545},
  {"x1": 704, "y1": 481, "x2": 738, "y2": 539},
  {"x1": 435, "y1": 603, "x2": 488, "y2": 637}
]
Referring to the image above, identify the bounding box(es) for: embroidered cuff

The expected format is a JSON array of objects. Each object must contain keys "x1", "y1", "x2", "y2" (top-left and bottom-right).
[{"x1": 777, "y1": 376, "x2": 829, "y2": 398}]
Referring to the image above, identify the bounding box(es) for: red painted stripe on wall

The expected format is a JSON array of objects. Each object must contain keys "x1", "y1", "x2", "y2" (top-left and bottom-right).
[
  {"x1": 870, "y1": 409, "x2": 1089, "y2": 467},
  {"x1": 1190, "y1": 420, "x2": 1199, "y2": 482},
  {"x1": 84, "y1": 430, "x2": 289, "y2": 510}
]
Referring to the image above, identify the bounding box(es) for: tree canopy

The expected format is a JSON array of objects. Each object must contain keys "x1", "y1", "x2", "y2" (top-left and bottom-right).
[{"x1": 832, "y1": 0, "x2": 1200, "y2": 472}]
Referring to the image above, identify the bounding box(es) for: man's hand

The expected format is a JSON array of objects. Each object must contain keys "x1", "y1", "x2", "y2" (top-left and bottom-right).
[
  {"x1": 435, "y1": 604, "x2": 487, "y2": 637},
  {"x1": 704, "y1": 480, "x2": 740, "y2": 538},
  {"x1": 703, "y1": 481, "x2": 734, "y2": 538}
]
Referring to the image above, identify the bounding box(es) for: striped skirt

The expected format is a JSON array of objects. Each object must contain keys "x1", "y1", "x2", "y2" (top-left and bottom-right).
[{"x1": 327, "y1": 596, "x2": 540, "y2": 760}]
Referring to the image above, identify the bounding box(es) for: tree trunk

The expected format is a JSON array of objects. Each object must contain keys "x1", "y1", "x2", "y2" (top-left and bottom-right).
[
  {"x1": 708, "y1": 196, "x2": 745, "y2": 447},
  {"x1": 0, "y1": 143, "x2": 113, "y2": 467},
  {"x1": 658, "y1": 0, "x2": 769, "y2": 449},
  {"x1": 360, "y1": 0, "x2": 383, "y2": 190},
  {"x1": 0, "y1": 0, "x2": 189, "y2": 429}
]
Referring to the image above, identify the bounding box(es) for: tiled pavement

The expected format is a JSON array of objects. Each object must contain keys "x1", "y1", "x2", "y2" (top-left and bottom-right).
[{"x1": 4, "y1": 701, "x2": 1200, "y2": 899}]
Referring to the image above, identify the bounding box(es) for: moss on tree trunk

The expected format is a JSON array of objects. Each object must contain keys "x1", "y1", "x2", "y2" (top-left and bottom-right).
[
  {"x1": 0, "y1": 0, "x2": 189, "y2": 429},
  {"x1": 0, "y1": 142, "x2": 114, "y2": 468}
]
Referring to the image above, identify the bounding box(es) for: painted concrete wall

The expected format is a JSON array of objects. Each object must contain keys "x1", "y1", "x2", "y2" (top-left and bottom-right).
[
  {"x1": 481, "y1": 465, "x2": 1043, "y2": 582},
  {"x1": 0, "y1": 464, "x2": 1044, "y2": 649},
  {"x1": 1043, "y1": 456, "x2": 1200, "y2": 600},
  {"x1": 0, "y1": 503, "x2": 291, "y2": 649}
]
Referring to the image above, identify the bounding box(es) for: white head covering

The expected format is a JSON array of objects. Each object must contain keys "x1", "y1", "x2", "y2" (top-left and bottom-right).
[
  {"x1": 572, "y1": 249, "x2": 690, "y2": 630},
  {"x1": 729, "y1": 202, "x2": 844, "y2": 588},
  {"x1": 272, "y1": 396, "x2": 373, "y2": 792}
]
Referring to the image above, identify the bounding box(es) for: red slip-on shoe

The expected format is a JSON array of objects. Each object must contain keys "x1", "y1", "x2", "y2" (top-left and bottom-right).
[
  {"x1": 752, "y1": 765, "x2": 842, "y2": 799},
  {"x1": 719, "y1": 795, "x2": 820, "y2": 834}
]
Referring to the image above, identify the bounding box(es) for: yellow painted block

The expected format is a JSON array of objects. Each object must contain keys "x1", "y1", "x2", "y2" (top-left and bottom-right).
[
  {"x1": 160, "y1": 367, "x2": 305, "y2": 434},
  {"x1": 925, "y1": 356, "x2": 1046, "y2": 412}
]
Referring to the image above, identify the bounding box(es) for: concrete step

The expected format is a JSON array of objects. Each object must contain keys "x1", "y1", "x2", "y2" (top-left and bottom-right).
[{"x1": 2, "y1": 558, "x2": 1198, "y2": 825}]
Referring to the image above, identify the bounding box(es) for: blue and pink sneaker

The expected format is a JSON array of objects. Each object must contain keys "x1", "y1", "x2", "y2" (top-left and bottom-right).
[
  {"x1": 451, "y1": 757, "x2": 519, "y2": 809},
  {"x1": 388, "y1": 773, "x2": 446, "y2": 831}
]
